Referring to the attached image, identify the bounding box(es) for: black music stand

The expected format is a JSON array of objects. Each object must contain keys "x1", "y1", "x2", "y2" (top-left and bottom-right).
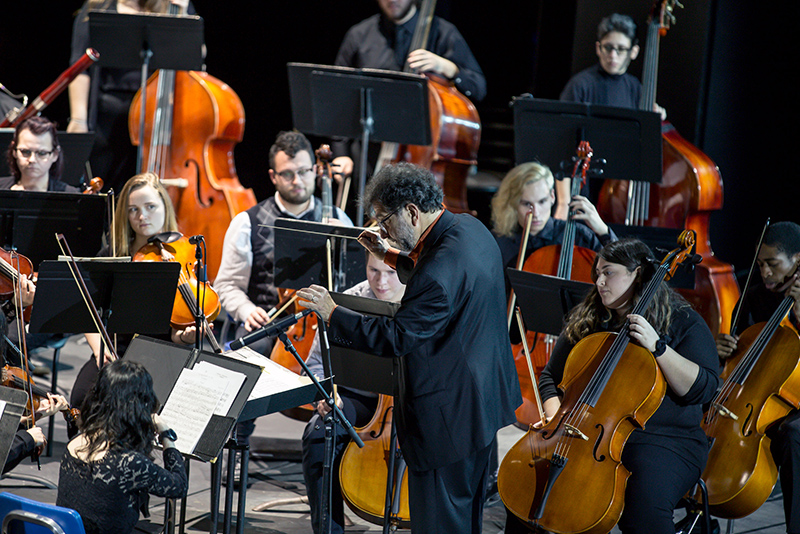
[
  {"x1": 287, "y1": 63, "x2": 430, "y2": 225},
  {"x1": 325, "y1": 293, "x2": 406, "y2": 533},
  {"x1": 88, "y1": 11, "x2": 204, "y2": 170},
  {"x1": 29, "y1": 260, "x2": 179, "y2": 336},
  {"x1": 272, "y1": 219, "x2": 366, "y2": 292},
  {"x1": 0, "y1": 387, "x2": 52, "y2": 488},
  {"x1": 512, "y1": 96, "x2": 662, "y2": 191},
  {"x1": 507, "y1": 269, "x2": 593, "y2": 336},
  {"x1": 0, "y1": 191, "x2": 105, "y2": 269},
  {"x1": 0, "y1": 130, "x2": 95, "y2": 188}
]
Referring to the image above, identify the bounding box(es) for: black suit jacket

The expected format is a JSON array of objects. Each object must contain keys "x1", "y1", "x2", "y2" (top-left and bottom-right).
[{"x1": 328, "y1": 210, "x2": 521, "y2": 471}]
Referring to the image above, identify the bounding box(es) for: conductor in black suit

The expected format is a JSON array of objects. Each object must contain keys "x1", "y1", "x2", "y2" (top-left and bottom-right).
[{"x1": 299, "y1": 162, "x2": 521, "y2": 533}]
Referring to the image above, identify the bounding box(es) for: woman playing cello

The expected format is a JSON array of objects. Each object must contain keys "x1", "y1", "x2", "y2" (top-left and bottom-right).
[
  {"x1": 70, "y1": 173, "x2": 205, "y2": 415},
  {"x1": 505, "y1": 238, "x2": 719, "y2": 533}
]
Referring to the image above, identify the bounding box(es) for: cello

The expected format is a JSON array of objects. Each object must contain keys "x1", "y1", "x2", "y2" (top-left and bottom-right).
[
  {"x1": 596, "y1": 0, "x2": 739, "y2": 337},
  {"x1": 129, "y1": 3, "x2": 256, "y2": 282},
  {"x1": 375, "y1": 0, "x2": 481, "y2": 214},
  {"x1": 498, "y1": 231, "x2": 695, "y2": 534},
  {"x1": 510, "y1": 142, "x2": 598, "y2": 426},
  {"x1": 700, "y1": 251, "x2": 800, "y2": 518}
]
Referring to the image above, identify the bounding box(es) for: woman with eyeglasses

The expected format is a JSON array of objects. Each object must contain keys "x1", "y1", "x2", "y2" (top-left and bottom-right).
[{"x1": 1, "y1": 116, "x2": 79, "y2": 193}]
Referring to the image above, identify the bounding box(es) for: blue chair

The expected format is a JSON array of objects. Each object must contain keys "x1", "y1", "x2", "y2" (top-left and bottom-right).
[{"x1": 0, "y1": 492, "x2": 85, "y2": 534}]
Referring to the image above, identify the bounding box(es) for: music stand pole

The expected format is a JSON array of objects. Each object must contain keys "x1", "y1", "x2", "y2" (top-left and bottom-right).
[{"x1": 356, "y1": 87, "x2": 375, "y2": 226}]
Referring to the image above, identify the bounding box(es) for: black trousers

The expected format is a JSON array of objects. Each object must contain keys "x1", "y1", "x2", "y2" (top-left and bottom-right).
[
  {"x1": 770, "y1": 409, "x2": 800, "y2": 534},
  {"x1": 301, "y1": 391, "x2": 378, "y2": 534},
  {"x1": 407, "y1": 441, "x2": 494, "y2": 534}
]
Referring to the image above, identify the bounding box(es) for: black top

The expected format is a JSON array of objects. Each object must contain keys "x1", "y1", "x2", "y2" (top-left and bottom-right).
[
  {"x1": 0, "y1": 176, "x2": 80, "y2": 193},
  {"x1": 335, "y1": 11, "x2": 486, "y2": 102},
  {"x1": 559, "y1": 64, "x2": 642, "y2": 109},
  {"x1": 494, "y1": 217, "x2": 616, "y2": 272},
  {"x1": 328, "y1": 210, "x2": 521, "y2": 471},
  {"x1": 737, "y1": 281, "x2": 800, "y2": 331},
  {"x1": 2, "y1": 430, "x2": 36, "y2": 474},
  {"x1": 57, "y1": 447, "x2": 187, "y2": 534},
  {"x1": 539, "y1": 305, "x2": 720, "y2": 469}
]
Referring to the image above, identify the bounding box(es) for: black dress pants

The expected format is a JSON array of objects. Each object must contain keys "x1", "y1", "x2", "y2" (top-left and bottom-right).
[{"x1": 770, "y1": 409, "x2": 800, "y2": 534}]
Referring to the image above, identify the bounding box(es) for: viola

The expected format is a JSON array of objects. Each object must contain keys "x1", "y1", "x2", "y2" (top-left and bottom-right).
[
  {"x1": 700, "y1": 249, "x2": 800, "y2": 518},
  {"x1": 596, "y1": 0, "x2": 740, "y2": 337},
  {"x1": 0, "y1": 249, "x2": 34, "y2": 323},
  {"x1": 132, "y1": 235, "x2": 222, "y2": 351},
  {"x1": 510, "y1": 142, "x2": 598, "y2": 427},
  {"x1": 498, "y1": 230, "x2": 695, "y2": 533},
  {"x1": 339, "y1": 394, "x2": 411, "y2": 529},
  {"x1": 374, "y1": 0, "x2": 481, "y2": 215},
  {"x1": 128, "y1": 3, "x2": 256, "y2": 281}
]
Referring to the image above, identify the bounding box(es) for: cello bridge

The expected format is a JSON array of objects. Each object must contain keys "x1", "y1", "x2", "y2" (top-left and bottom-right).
[
  {"x1": 563, "y1": 424, "x2": 589, "y2": 441},
  {"x1": 713, "y1": 403, "x2": 739, "y2": 421}
]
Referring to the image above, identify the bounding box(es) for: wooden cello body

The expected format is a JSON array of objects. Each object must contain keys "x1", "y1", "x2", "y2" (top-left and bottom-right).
[
  {"x1": 129, "y1": 70, "x2": 256, "y2": 282},
  {"x1": 339, "y1": 394, "x2": 411, "y2": 528},
  {"x1": 596, "y1": 0, "x2": 739, "y2": 337},
  {"x1": 701, "y1": 299, "x2": 800, "y2": 518}
]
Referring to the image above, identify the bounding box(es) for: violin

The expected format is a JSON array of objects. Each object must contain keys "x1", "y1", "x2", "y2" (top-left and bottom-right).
[
  {"x1": 132, "y1": 235, "x2": 222, "y2": 351},
  {"x1": 339, "y1": 395, "x2": 411, "y2": 529},
  {"x1": 1, "y1": 365, "x2": 80, "y2": 428},
  {"x1": 498, "y1": 231, "x2": 696, "y2": 533},
  {"x1": 700, "y1": 240, "x2": 800, "y2": 518},
  {"x1": 0, "y1": 249, "x2": 34, "y2": 323},
  {"x1": 82, "y1": 176, "x2": 104, "y2": 195}
]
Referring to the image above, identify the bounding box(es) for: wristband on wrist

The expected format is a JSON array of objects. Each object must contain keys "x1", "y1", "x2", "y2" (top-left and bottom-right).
[
  {"x1": 652, "y1": 337, "x2": 668, "y2": 358},
  {"x1": 158, "y1": 428, "x2": 177, "y2": 442}
]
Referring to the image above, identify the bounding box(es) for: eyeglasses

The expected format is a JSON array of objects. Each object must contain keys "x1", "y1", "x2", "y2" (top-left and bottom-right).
[
  {"x1": 16, "y1": 148, "x2": 57, "y2": 159},
  {"x1": 600, "y1": 43, "x2": 632, "y2": 55},
  {"x1": 274, "y1": 167, "x2": 314, "y2": 181},
  {"x1": 377, "y1": 205, "x2": 403, "y2": 232}
]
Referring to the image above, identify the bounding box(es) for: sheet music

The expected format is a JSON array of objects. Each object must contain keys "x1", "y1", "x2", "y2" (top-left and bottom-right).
[
  {"x1": 193, "y1": 361, "x2": 246, "y2": 415},
  {"x1": 159, "y1": 364, "x2": 239, "y2": 455},
  {"x1": 223, "y1": 346, "x2": 313, "y2": 400}
]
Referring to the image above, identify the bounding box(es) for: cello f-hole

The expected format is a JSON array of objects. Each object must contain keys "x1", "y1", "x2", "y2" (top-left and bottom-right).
[
  {"x1": 742, "y1": 404, "x2": 755, "y2": 437},
  {"x1": 592, "y1": 424, "x2": 606, "y2": 462}
]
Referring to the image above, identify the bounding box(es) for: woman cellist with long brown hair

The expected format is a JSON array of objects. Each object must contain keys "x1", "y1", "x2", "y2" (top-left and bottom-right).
[{"x1": 502, "y1": 238, "x2": 719, "y2": 534}]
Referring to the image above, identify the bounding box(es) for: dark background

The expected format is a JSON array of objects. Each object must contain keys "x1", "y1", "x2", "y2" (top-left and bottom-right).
[{"x1": 1, "y1": 0, "x2": 796, "y2": 274}]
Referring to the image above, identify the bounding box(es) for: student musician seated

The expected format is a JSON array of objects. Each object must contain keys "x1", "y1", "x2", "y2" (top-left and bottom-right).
[
  {"x1": 57, "y1": 360, "x2": 187, "y2": 534},
  {"x1": 301, "y1": 254, "x2": 405, "y2": 534}
]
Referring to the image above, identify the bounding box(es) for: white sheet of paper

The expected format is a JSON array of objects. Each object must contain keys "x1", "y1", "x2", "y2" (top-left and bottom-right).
[
  {"x1": 193, "y1": 361, "x2": 246, "y2": 416},
  {"x1": 223, "y1": 346, "x2": 312, "y2": 400},
  {"x1": 159, "y1": 367, "x2": 227, "y2": 455}
]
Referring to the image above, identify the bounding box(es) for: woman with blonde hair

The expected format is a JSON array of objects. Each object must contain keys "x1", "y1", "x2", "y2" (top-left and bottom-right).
[{"x1": 491, "y1": 161, "x2": 615, "y2": 271}]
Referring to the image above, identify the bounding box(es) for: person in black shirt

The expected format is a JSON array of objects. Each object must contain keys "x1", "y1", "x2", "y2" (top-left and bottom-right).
[
  {"x1": 491, "y1": 161, "x2": 615, "y2": 272},
  {"x1": 717, "y1": 221, "x2": 800, "y2": 534},
  {"x1": 331, "y1": 0, "x2": 485, "y2": 179},
  {"x1": 521, "y1": 238, "x2": 719, "y2": 534}
]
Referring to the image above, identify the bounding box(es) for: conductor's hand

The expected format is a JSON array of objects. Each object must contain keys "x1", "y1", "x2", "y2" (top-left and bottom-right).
[
  {"x1": 569, "y1": 195, "x2": 609, "y2": 237},
  {"x1": 297, "y1": 285, "x2": 336, "y2": 323},
  {"x1": 407, "y1": 49, "x2": 458, "y2": 80},
  {"x1": 358, "y1": 229, "x2": 390, "y2": 262},
  {"x1": 331, "y1": 157, "x2": 353, "y2": 184},
  {"x1": 716, "y1": 333, "x2": 739, "y2": 360},
  {"x1": 244, "y1": 306, "x2": 271, "y2": 332}
]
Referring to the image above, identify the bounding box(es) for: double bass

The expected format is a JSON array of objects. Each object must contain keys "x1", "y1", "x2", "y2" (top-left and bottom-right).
[
  {"x1": 375, "y1": 0, "x2": 481, "y2": 214},
  {"x1": 498, "y1": 231, "x2": 695, "y2": 534},
  {"x1": 596, "y1": 0, "x2": 739, "y2": 337},
  {"x1": 129, "y1": 3, "x2": 256, "y2": 281}
]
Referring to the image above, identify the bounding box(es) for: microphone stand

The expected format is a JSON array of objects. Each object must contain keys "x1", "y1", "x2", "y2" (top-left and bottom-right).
[{"x1": 273, "y1": 314, "x2": 364, "y2": 534}]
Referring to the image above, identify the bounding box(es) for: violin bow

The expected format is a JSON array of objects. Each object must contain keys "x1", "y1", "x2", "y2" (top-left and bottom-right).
[
  {"x1": 10, "y1": 252, "x2": 40, "y2": 467},
  {"x1": 55, "y1": 234, "x2": 118, "y2": 362},
  {"x1": 730, "y1": 218, "x2": 770, "y2": 337}
]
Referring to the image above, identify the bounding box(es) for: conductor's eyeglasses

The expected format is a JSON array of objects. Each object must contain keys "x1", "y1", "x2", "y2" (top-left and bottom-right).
[
  {"x1": 377, "y1": 205, "x2": 403, "y2": 232},
  {"x1": 16, "y1": 148, "x2": 57, "y2": 159},
  {"x1": 274, "y1": 167, "x2": 313, "y2": 181},
  {"x1": 600, "y1": 44, "x2": 631, "y2": 55}
]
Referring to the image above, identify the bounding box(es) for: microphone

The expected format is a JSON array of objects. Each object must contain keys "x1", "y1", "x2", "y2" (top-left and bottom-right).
[
  {"x1": 188, "y1": 235, "x2": 204, "y2": 245},
  {"x1": 229, "y1": 309, "x2": 314, "y2": 350}
]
